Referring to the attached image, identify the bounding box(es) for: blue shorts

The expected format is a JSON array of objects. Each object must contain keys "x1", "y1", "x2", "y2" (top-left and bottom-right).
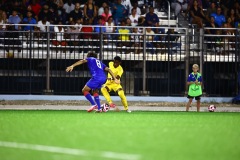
[{"x1": 86, "y1": 77, "x2": 106, "y2": 90}]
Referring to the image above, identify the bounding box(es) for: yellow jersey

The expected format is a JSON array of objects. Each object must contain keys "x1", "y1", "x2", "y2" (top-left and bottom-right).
[{"x1": 107, "y1": 61, "x2": 123, "y2": 79}]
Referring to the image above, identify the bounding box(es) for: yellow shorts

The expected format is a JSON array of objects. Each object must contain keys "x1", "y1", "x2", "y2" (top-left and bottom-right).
[{"x1": 103, "y1": 79, "x2": 122, "y2": 92}]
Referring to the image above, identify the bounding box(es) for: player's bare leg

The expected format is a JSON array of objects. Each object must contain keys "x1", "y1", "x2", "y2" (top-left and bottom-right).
[
  {"x1": 196, "y1": 100, "x2": 200, "y2": 112},
  {"x1": 186, "y1": 98, "x2": 193, "y2": 112}
]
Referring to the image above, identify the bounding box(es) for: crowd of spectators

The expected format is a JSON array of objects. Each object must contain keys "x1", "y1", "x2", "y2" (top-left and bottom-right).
[{"x1": 0, "y1": 0, "x2": 239, "y2": 55}]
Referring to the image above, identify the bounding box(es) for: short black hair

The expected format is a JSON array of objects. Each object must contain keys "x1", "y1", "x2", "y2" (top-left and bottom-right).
[
  {"x1": 114, "y1": 56, "x2": 121, "y2": 62},
  {"x1": 87, "y1": 51, "x2": 98, "y2": 58}
]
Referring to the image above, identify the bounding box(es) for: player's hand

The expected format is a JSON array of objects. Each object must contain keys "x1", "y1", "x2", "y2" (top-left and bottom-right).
[
  {"x1": 114, "y1": 79, "x2": 120, "y2": 84},
  {"x1": 66, "y1": 65, "x2": 74, "y2": 72}
]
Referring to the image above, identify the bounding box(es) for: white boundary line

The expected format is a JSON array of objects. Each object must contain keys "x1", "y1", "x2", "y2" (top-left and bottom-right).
[{"x1": 0, "y1": 141, "x2": 141, "y2": 160}]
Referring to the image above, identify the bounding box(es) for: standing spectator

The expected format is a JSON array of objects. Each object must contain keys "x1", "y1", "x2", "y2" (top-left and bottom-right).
[
  {"x1": 211, "y1": 7, "x2": 226, "y2": 27},
  {"x1": 101, "y1": 7, "x2": 112, "y2": 25},
  {"x1": 129, "y1": 8, "x2": 139, "y2": 26},
  {"x1": 130, "y1": 27, "x2": 142, "y2": 54},
  {"x1": 8, "y1": 10, "x2": 22, "y2": 30},
  {"x1": 165, "y1": 28, "x2": 181, "y2": 54},
  {"x1": 83, "y1": 0, "x2": 98, "y2": 23},
  {"x1": 186, "y1": 64, "x2": 202, "y2": 112},
  {"x1": 69, "y1": 2, "x2": 83, "y2": 22},
  {"x1": 228, "y1": 8, "x2": 238, "y2": 27},
  {"x1": 204, "y1": 16, "x2": 219, "y2": 49},
  {"x1": 112, "y1": 0, "x2": 126, "y2": 25},
  {"x1": 145, "y1": 27, "x2": 155, "y2": 54}
]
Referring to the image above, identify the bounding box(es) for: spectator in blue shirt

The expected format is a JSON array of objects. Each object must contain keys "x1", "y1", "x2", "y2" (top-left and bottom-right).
[
  {"x1": 211, "y1": 7, "x2": 226, "y2": 27},
  {"x1": 145, "y1": 6, "x2": 160, "y2": 33},
  {"x1": 8, "y1": 10, "x2": 22, "y2": 30},
  {"x1": 112, "y1": 0, "x2": 126, "y2": 25},
  {"x1": 22, "y1": 11, "x2": 37, "y2": 31}
]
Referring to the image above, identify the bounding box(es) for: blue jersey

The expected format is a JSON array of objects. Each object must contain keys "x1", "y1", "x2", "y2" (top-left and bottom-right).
[
  {"x1": 187, "y1": 72, "x2": 202, "y2": 82},
  {"x1": 86, "y1": 57, "x2": 107, "y2": 79}
]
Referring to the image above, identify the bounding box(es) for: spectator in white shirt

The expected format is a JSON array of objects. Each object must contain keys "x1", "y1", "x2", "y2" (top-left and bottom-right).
[{"x1": 129, "y1": 8, "x2": 139, "y2": 26}]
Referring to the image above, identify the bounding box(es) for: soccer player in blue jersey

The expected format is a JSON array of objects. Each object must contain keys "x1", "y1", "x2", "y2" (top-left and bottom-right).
[{"x1": 66, "y1": 51, "x2": 119, "y2": 112}]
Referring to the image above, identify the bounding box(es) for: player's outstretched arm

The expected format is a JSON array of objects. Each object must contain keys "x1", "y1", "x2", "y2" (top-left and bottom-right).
[
  {"x1": 105, "y1": 67, "x2": 120, "y2": 84},
  {"x1": 66, "y1": 59, "x2": 87, "y2": 72}
]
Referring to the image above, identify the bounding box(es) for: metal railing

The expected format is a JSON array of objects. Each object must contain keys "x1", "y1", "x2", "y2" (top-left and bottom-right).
[{"x1": 0, "y1": 24, "x2": 239, "y2": 97}]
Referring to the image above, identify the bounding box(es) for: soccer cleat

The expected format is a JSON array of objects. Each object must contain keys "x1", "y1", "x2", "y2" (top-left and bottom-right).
[
  {"x1": 87, "y1": 105, "x2": 97, "y2": 112},
  {"x1": 109, "y1": 103, "x2": 116, "y2": 108},
  {"x1": 126, "y1": 109, "x2": 132, "y2": 113}
]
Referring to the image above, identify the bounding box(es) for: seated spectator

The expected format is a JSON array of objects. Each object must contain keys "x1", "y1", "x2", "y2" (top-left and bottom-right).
[
  {"x1": 112, "y1": 0, "x2": 126, "y2": 25},
  {"x1": 105, "y1": 16, "x2": 115, "y2": 40},
  {"x1": 35, "y1": 16, "x2": 50, "y2": 40},
  {"x1": 205, "y1": 16, "x2": 219, "y2": 49},
  {"x1": 22, "y1": 5, "x2": 38, "y2": 22},
  {"x1": 185, "y1": 0, "x2": 203, "y2": 19},
  {"x1": 125, "y1": 17, "x2": 131, "y2": 26},
  {"x1": 211, "y1": 7, "x2": 226, "y2": 27},
  {"x1": 98, "y1": 2, "x2": 111, "y2": 16},
  {"x1": 0, "y1": 10, "x2": 8, "y2": 43},
  {"x1": 83, "y1": 0, "x2": 97, "y2": 23},
  {"x1": 189, "y1": 0, "x2": 207, "y2": 28},
  {"x1": 222, "y1": 22, "x2": 235, "y2": 53},
  {"x1": 53, "y1": 0, "x2": 64, "y2": 17},
  {"x1": 29, "y1": 0, "x2": 42, "y2": 19},
  {"x1": 38, "y1": 5, "x2": 53, "y2": 23},
  {"x1": 4, "y1": 24, "x2": 22, "y2": 55},
  {"x1": 145, "y1": 6, "x2": 160, "y2": 33},
  {"x1": 94, "y1": 17, "x2": 106, "y2": 39},
  {"x1": 80, "y1": 18, "x2": 94, "y2": 53},
  {"x1": 69, "y1": 2, "x2": 83, "y2": 22},
  {"x1": 74, "y1": 17, "x2": 83, "y2": 31},
  {"x1": 228, "y1": 8, "x2": 238, "y2": 27},
  {"x1": 213, "y1": 29, "x2": 224, "y2": 55},
  {"x1": 63, "y1": 0, "x2": 75, "y2": 22},
  {"x1": 129, "y1": 8, "x2": 139, "y2": 26},
  {"x1": 66, "y1": 21, "x2": 80, "y2": 53},
  {"x1": 171, "y1": 0, "x2": 188, "y2": 18},
  {"x1": 130, "y1": 27, "x2": 142, "y2": 54},
  {"x1": 131, "y1": 2, "x2": 141, "y2": 16},
  {"x1": 52, "y1": 20, "x2": 67, "y2": 52},
  {"x1": 117, "y1": 20, "x2": 131, "y2": 54},
  {"x1": 101, "y1": 6, "x2": 112, "y2": 25},
  {"x1": 8, "y1": 10, "x2": 22, "y2": 30},
  {"x1": 206, "y1": 1, "x2": 217, "y2": 20},
  {"x1": 22, "y1": 11, "x2": 37, "y2": 32},
  {"x1": 146, "y1": 27, "x2": 155, "y2": 54},
  {"x1": 164, "y1": 28, "x2": 181, "y2": 54}
]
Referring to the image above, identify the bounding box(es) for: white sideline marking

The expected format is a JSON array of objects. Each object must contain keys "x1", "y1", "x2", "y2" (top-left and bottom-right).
[{"x1": 0, "y1": 141, "x2": 141, "y2": 160}]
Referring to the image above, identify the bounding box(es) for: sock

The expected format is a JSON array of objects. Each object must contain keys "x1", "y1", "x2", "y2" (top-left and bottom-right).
[
  {"x1": 93, "y1": 93, "x2": 101, "y2": 110},
  {"x1": 118, "y1": 90, "x2": 128, "y2": 110},
  {"x1": 101, "y1": 87, "x2": 113, "y2": 104},
  {"x1": 83, "y1": 91, "x2": 95, "y2": 105}
]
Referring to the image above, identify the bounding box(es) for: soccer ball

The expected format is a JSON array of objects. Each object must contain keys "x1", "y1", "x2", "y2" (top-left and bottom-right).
[
  {"x1": 208, "y1": 105, "x2": 216, "y2": 112},
  {"x1": 101, "y1": 103, "x2": 110, "y2": 112}
]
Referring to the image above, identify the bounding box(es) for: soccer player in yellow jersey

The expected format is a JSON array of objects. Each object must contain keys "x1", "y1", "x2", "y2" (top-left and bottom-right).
[{"x1": 101, "y1": 56, "x2": 131, "y2": 113}]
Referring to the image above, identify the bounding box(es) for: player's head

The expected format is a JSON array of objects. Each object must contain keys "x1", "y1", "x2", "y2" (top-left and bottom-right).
[
  {"x1": 113, "y1": 56, "x2": 121, "y2": 68},
  {"x1": 87, "y1": 51, "x2": 98, "y2": 58},
  {"x1": 192, "y1": 64, "x2": 199, "y2": 73}
]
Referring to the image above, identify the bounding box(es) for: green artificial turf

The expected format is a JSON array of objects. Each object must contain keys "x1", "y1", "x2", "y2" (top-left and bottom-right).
[{"x1": 0, "y1": 110, "x2": 240, "y2": 160}]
